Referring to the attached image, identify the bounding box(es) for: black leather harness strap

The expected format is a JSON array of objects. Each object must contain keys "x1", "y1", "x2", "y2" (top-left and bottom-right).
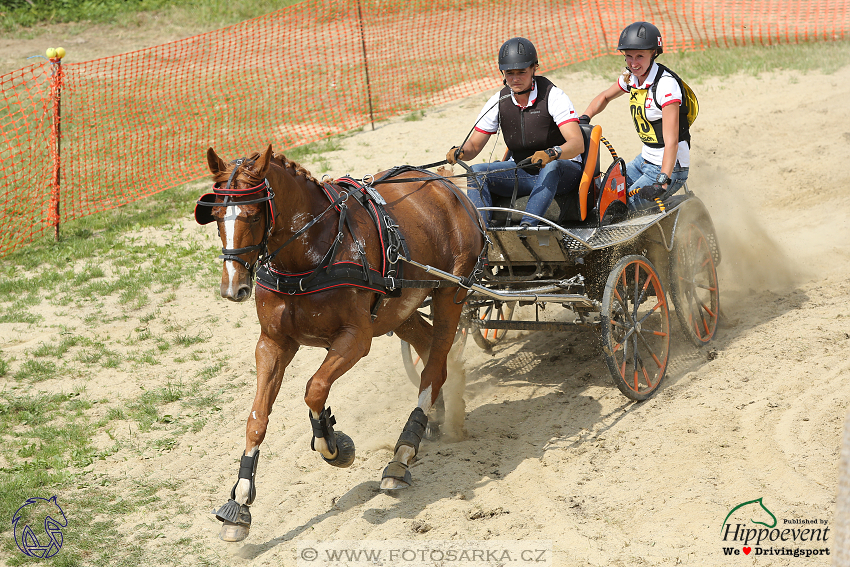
[{"x1": 255, "y1": 176, "x2": 463, "y2": 299}]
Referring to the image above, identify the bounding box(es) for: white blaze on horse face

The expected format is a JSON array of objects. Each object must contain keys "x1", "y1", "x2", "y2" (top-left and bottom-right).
[{"x1": 222, "y1": 205, "x2": 242, "y2": 293}]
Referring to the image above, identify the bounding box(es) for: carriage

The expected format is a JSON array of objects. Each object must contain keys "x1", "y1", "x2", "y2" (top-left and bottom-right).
[
  {"x1": 399, "y1": 122, "x2": 721, "y2": 401},
  {"x1": 195, "y1": 119, "x2": 720, "y2": 542}
]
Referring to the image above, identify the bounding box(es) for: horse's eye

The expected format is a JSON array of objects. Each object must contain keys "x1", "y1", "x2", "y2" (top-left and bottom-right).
[{"x1": 250, "y1": 216, "x2": 262, "y2": 224}]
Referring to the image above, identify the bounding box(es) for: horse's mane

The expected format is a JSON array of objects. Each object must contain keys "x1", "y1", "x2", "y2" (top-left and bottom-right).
[
  {"x1": 212, "y1": 151, "x2": 319, "y2": 187},
  {"x1": 271, "y1": 152, "x2": 320, "y2": 186}
]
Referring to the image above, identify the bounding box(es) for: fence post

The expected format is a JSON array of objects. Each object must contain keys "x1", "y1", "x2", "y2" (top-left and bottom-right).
[
  {"x1": 355, "y1": 0, "x2": 375, "y2": 131},
  {"x1": 49, "y1": 55, "x2": 63, "y2": 241}
]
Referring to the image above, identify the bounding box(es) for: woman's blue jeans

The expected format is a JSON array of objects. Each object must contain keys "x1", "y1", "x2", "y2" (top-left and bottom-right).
[
  {"x1": 625, "y1": 155, "x2": 689, "y2": 211},
  {"x1": 466, "y1": 159, "x2": 583, "y2": 225}
]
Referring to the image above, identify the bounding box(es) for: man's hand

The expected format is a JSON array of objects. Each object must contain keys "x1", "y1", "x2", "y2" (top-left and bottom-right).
[
  {"x1": 637, "y1": 182, "x2": 666, "y2": 201},
  {"x1": 446, "y1": 146, "x2": 464, "y2": 165},
  {"x1": 530, "y1": 148, "x2": 559, "y2": 167}
]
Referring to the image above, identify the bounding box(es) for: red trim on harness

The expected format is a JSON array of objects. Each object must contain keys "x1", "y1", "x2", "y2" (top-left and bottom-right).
[
  {"x1": 211, "y1": 180, "x2": 267, "y2": 196},
  {"x1": 332, "y1": 176, "x2": 389, "y2": 277},
  {"x1": 256, "y1": 280, "x2": 386, "y2": 296},
  {"x1": 366, "y1": 200, "x2": 387, "y2": 276},
  {"x1": 264, "y1": 261, "x2": 382, "y2": 278}
]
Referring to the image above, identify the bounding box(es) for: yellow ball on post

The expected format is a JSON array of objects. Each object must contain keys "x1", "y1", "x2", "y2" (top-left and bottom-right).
[
  {"x1": 46, "y1": 48, "x2": 57, "y2": 59},
  {"x1": 56, "y1": 47, "x2": 66, "y2": 60}
]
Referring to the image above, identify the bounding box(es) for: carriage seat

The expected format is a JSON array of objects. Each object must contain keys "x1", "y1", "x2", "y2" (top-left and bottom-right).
[{"x1": 489, "y1": 123, "x2": 602, "y2": 226}]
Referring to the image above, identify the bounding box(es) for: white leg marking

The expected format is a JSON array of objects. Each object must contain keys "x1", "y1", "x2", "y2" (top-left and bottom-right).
[
  {"x1": 310, "y1": 408, "x2": 337, "y2": 460},
  {"x1": 417, "y1": 385, "x2": 433, "y2": 414},
  {"x1": 380, "y1": 445, "x2": 417, "y2": 490},
  {"x1": 233, "y1": 445, "x2": 258, "y2": 505}
]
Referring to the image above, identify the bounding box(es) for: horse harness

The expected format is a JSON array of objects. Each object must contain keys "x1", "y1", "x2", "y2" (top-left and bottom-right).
[
  {"x1": 198, "y1": 161, "x2": 488, "y2": 319},
  {"x1": 194, "y1": 157, "x2": 277, "y2": 278}
]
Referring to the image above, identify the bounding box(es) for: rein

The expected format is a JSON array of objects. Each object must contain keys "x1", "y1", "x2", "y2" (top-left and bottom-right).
[
  {"x1": 263, "y1": 191, "x2": 350, "y2": 265},
  {"x1": 374, "y1": 159, "x2": 534, "y2": 184}
]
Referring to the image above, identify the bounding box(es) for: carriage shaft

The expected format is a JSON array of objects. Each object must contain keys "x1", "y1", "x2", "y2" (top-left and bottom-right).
[
  {"x1": 472, "y1": 319, "x2": 595, "y2": 331},
  {"x1": 401, "y1": 258, "x2": 597, "y2": 308}
]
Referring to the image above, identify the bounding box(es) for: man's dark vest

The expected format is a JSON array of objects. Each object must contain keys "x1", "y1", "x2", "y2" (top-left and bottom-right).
[{"x1": 498, "y1": 76, "x2": 566, "y2": 166}]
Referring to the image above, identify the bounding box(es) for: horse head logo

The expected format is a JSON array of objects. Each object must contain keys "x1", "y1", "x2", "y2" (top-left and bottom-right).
[
  {"x1": 721, "y1": 497, "x2": 777, "y2": 534},
  {"x1": 12, "y1": 495, "x2": 68, "y2": 558}
]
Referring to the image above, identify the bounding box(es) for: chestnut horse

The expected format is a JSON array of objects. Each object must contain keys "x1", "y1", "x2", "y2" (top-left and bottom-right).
[{"x1": 195, "y1": 146, "x2": 484, "y2": 541}]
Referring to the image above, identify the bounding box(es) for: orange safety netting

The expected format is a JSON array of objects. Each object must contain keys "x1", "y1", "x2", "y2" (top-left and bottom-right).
[{"x1": 0, "y1": 0, "x2": 848, "y2": 257}]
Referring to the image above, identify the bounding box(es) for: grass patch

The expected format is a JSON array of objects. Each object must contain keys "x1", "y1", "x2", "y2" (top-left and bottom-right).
[
  {"x1": 0, "y1": 0, "x2": 305, "y2": 30},
  {"x1": 31, "y1": 335, "x2": 86, "y2": 358},
  {"x1": 174, "y1": 331, "x2": 208, "y2": 347},
  {"x1": 284, "y1": 136, "x2": 344, "y2": 162},
  {"x1": 15, "y1": 359, "x2": 62, "y2": 382},
  {"x1": 194, "y1": 361, "x2": 225, "y2": 381},
  {"x1": 563, "y1": 40, "x2": 850, "y2": 81},
  {"x1": 0, "y1": 305, "x2": 43, "y2": 325}
]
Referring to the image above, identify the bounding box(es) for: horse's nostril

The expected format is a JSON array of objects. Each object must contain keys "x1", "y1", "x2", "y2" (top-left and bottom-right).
[{"x1": 236, "y1": 286, "x2": 252, "y2": 301}]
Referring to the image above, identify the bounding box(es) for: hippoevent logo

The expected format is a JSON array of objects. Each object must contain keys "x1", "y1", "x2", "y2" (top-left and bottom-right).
[
  {"x1": 11, "y1": 495, "x2": 68, "y2": 559},
  {"x1": 721, "y1": 497, "x2": 830, "y2": 558}
]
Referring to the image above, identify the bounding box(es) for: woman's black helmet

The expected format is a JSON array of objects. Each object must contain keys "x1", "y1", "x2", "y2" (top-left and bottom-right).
[
  {"x1": 498, "y1": 37, "x2": 538, "y2": 70},
  {"x1": 617, "y1": 21, "x2": 663, "y2": 55}
]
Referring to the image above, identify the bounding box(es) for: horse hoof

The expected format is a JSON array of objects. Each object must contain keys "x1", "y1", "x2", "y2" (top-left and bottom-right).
[
  {"x1": 322, "y1": 431, "x2": 355, "y2": 468},
  {"x1": 380, "y1": 477, "x2": 411, "y2": 490},
  {"x1": 425, "y1": 422, "x2": 441, "y2": 441},
  {"x1": 219, "y1": 521, "x2": 250, "y2": 542},
  {"x1": 380, "y1": 460, "x2": 412, "y2": 490},
  {"x1": 213, "y1": 498, "x2": 251, "y2": 542}
]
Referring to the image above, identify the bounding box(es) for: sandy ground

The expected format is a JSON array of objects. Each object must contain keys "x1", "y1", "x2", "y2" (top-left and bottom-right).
[{"x1": 2, "y1": 22, "x2": 850, "y2": 566}]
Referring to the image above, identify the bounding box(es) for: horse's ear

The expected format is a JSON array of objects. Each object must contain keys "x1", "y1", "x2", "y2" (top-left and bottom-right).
[
  {"x1": 254, "y1": 145, "x2": 273, "y2": 176},
  {"x1": 207, "y1": 147, "x2": 227, "y2": 175}
]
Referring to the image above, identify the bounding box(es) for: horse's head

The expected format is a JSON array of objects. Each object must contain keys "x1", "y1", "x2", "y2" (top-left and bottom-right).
[{"x1": 196, "y1": 145, "x2": 276, "y2": 302}]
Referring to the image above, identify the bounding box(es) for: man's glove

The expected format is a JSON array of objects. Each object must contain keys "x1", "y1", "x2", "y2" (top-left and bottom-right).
[
  {"x1": 578, "y1": 114, "x2": 591, "y2": 125},
  {"x1": 636, "y1": 182, "x2": 666, "y2": 201},
  {"x1": 530, "y1": 147, "x2": 559, "y2": 167},
  {"x1": 446, "y1": 146, "x2": 463, "y2": 165}
]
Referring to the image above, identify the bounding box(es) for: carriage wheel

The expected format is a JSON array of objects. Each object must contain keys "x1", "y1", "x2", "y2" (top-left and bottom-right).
[
  {"x1": 670, "y1": 223, "x2": 720, "y2": 347},
  {"x1": 471, "y1": 301, "x2": 517, "y2": 351},
  {"x1": 400, "y1": 325, "x2": 469, "y2": 388},
  {"x1": 600, "y1": 255, "x2": 670, "y2": 401}
]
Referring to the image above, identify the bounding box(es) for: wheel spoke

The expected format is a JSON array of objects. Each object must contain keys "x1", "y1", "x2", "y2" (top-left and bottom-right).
[
  {"x1": 636, "y1": 270, "x2": 653, "y2": 306},
  {"x1": 637, "y1": 298, "x2": 664, "y2": 326},
  {"x1": 699, "y1": 301, "x2": 716, "y2": 319},
  {"x1": 632, "y1": 335, "x2": 639, "y2": 389},
  {"x1": 632, "y1": 264, "x2": 641, "y2": 321},
  {"x1": 635, "y1": 325, "x2": 663, "y2": 369}
]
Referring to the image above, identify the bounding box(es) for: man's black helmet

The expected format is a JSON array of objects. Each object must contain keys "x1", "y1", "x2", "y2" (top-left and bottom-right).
[
  {"x1": 617, "y1": 21, "x2": 663, "y2": 55},
  {"x1": 498, "y1": 37, "x2": 538, "y2": 70}
]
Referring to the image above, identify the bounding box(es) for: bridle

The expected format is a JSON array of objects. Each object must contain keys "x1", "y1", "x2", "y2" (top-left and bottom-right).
[
  {"x1": 195, "y1": 157, "x2": 351, "y2": 281},
  {"x1": 195, "y1": 158, "x2": 276, "y2": 279}
]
